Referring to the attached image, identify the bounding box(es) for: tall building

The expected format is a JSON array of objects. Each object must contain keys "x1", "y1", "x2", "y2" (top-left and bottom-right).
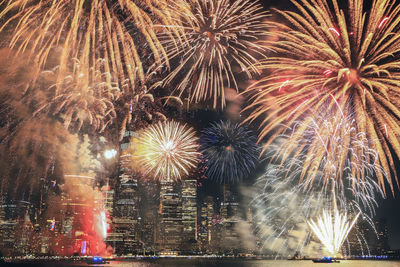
[
  {"x1": 181, "y1": 179, "x2": 197, "y2": 252},
  {"x1": 101, "y1": 180, "x2": 114, "y2": 216},
  {"x1": 107, "y1": 130, "x2": 140, "y2": 254},
  {"x1": 199, "y1": 196, "x2": 214, "y2": 253},
  {"x1": 108, "y1": 172, "x2": 140, "y2": 254},
  {"x1": 210, "y1": 214, "x2": 223, "y2": 253},
  {"x1": 58, "y1": 175, "x2": 98, "y2": 256},
  {"x1": 373, "y1": 219, "x2": 389, "y2": 255},
  {"x1": 345, "y1": 219, "x2": 370, "y2": 256},
  {"x1": 138, "y1": 181, "x2": 160, "y2": 254},
  {"x1": 0, "y1": 199, "x2": 17, "y2": 256},
  {"x1": 220, "y1": 185, "x2": 241, "y2": 254},
  {"x1": 15, "y1": 211, "x2": 33, "y2": 255},
  {"x1": 159, "y1": 180, "x2": 182, "y2": 252}
]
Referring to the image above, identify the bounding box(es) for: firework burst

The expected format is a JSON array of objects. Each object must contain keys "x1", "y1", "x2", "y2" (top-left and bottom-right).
[
  {"x1": 251, "y1": 111, "x2": 385, "y2": 256},
  {"x1": 0, "y1": 0, "x2": 182, "y2": 93},
  {"x1": 244, "y1": 0, "x2": 400, "y2": 192},
  {"x1": 201, "y1": 121, "x2": 259, "y2": 184},
  {"x1": 34, "y1": 62, "x2": 119, "y2": 132},
  {"x1": 154, "y1": 0, "x2": 269, "y2": 108},
  {"x1": 133, "y1": 120, "x2": 200, "y2": 181},
  {"x1": 308, "y1": 195, "x2": 360, "y2": 257},
  {"x1": 274, "y1": 107, "x2": 385, "y2": 194},
  {"x1": 251, "y1": 158, "x2": 383, "y2": 256}
]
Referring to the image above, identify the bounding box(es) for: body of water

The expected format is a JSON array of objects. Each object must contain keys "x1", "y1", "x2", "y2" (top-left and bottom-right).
[
  {"x1": 71, "y1": 259, "x2": 400, "y2": 267},
  {"x1": 5, "y1": 259, "x2": 400, "y2": 266}
]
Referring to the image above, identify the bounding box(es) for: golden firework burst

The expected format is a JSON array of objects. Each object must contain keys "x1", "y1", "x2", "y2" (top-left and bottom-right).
[{"x1": 245, "y1": 0, "x2": 400, "y2": 193}]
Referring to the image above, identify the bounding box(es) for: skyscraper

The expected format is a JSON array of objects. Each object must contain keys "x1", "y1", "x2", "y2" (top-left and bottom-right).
[
  {"x1": 181, "y1": 179, "x2": 197, "y2": 251},
  {"x1": 107, "y1": 130, "x2": 140, "y2": 254},
  {"x1": 374, "y1": 219, "x2": 390, "y2": 255},
  {"x1": 108, "y1": 172, "x2": 140, "y2": 254},
  {"x1": 138, "y1": 181, "x2": 160, "y2": 254},
  {"x1": 220, "y1": 185, "x2": 241, "y2": 254},
  {"x1": 159, "y1": 180, "x2": 182, "y2": 252},
  {"x1": 199, "y1": 196, "x2": 214, "y2": 253}
]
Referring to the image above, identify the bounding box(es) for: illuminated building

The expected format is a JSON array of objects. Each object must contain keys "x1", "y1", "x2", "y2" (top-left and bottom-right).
[
  {"x1": 210, "y1": 214, "x2": 223, "y2": 253},
  {"x1": 199, "y1": 196, "x2": 214, "y2": 253},
  {"x1": 371, "y1": 219, "x2": 390, "y2": 255},
  {"x1": 159, "y1": 179, "x2": 182, "y2": 251},
  {"x1": 101, "y1": 180, "x2": 114, "y2": 216},
  {"x1": 0, "y1": 199, "x2": 17, "y2": 256},
  {"x1": 138, "y1": 181, "x2": 160, "y2": 254},
  {"x1": 344, "y1": 219, "x2": 370, "y2": 256},
  {"x1": 0, "y1": 200, "x2": 31, "y2": 256},
  {"x1": 107, "y1": 172, "x2": 140, "y2": 254},
  {"x1": 58, "y1": 174, "x2": 109, "y2": 256},
  {"x1": 181, "y1": 179, "x2": 198, "y2": 251},
  {"x1": 220, "y1": 185, "x2": 240, "y2": 254},
  {"x1": 15, "y1": 211, "x2": 33, "y2": 255},
  {"x1": 107, "y1": 130, "x2": 140, "y2": 254}
]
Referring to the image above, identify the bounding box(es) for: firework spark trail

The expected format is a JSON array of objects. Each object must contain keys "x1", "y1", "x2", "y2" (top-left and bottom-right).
[
  {"x1": 200, "y1": 121, "x2": 259, "y2": 184},
  {"x1": 251, "y1": 159, "x2": 382, "y2": 256},
  {"x1": 278, "y1": 109, "x2": 385, "y2": 222},
  {"x1": 308, "y1": 206, "x2": 360, "y2": 257},
  {"x1": 34, "y1": 62, "x2": 119, "y2": 132},
  {"x1": 153, "y1": 0, "x2": 269, "y2": 108},
  {"x1": 274, "y1": 108, "x2": 386, "y2": 206},
  {"x1": 0, "y1": 0, "x2": 182, "y2": 92},
  {"x1": 0, "y1": 0, "x2": 187, "y2": 133},
  {"x1": 132, "y1": 120, "x2": 200, "y2": 181},
  {"x1": 244, "y1": 0, "x2": 400, "y2": 193},
  {"x1": 308, "y1": 188, "x2": 360, "y2": 257},
  {"x1": 251, "y1": 110, "x2": 385, "y2": 256}
]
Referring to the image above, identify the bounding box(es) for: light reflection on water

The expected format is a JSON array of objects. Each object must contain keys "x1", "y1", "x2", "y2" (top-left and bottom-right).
[{"x1": 84, "y1": 259, "x2": 400, "y2": 267}]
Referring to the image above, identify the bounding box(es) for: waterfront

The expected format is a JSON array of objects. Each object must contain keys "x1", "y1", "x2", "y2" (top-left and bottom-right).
[
  {"x1": 98, "y1": 259, "x2": 400, "y2": 267},
  {"x1": 5, "y1": 259, "x2": 400, "y2": 267}
]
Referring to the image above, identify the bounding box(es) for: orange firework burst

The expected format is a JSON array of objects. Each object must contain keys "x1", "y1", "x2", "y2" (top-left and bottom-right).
[
  {"x1": 244, "y1": 0, "x2": 400, "y2": 193},
  {"x1": 0, "y1": 0, "x2": 184, "y2": 131},
  {"x1": 34, "y1": 62, "x2": 119, "y2": 132},
  {"x1": 0, "y1": 0, "x2": 179, "y2": 91},
  {"x1": 153, "y1": 0, "x2": 269, "y2": 108},
  {"x1": 131, "y1": 120, "x2": 200, "y2": 181}
]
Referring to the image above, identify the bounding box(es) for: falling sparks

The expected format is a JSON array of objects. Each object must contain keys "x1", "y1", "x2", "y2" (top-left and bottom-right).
[{"x1": 0, "y1": 0, "x2": 181, "y2": 93}]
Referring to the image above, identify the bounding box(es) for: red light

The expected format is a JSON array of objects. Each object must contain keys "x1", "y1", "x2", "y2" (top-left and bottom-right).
[{"x1": 323, "y1": 70, "x2": 333, "y2": 76}]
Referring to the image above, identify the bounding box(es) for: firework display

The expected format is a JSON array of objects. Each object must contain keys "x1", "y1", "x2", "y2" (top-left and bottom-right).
[
  {"x1": 1, "y1": 0, "x2": 400, "y2": 260},
  {"x1": 244, "y1": 0, "x2": 400, "y2": 192},
  {"x1": 308, "y1": 197, "x2": 360, "y2": 257},
  {"x1": 0, "y1": 0, "x2": 185, "y2": 132},
  {"x1": 201, "y1": 121, "x2": 259, "y2": 183},
  {"x1": 154, "y1": 0, "x2": 269, "y2": 108},
  {"x1": 0, "y1": 0, "x2": 180, "y2": 91},
  {"x1": 133, "y1": 120, "x2": 200, "y2": 181},
  {"x1": 274, "y1": 106, "x2": 385, "y2": 193},
  {"x1": 251, "y1": 152, "x2": 383, "y2": 256},
  {"x1": 251, "y1": 108, "x2": 385, "y2": 256},
  {"x1": 34, "y1": 65, "x2": 118, "y2": 131}
]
